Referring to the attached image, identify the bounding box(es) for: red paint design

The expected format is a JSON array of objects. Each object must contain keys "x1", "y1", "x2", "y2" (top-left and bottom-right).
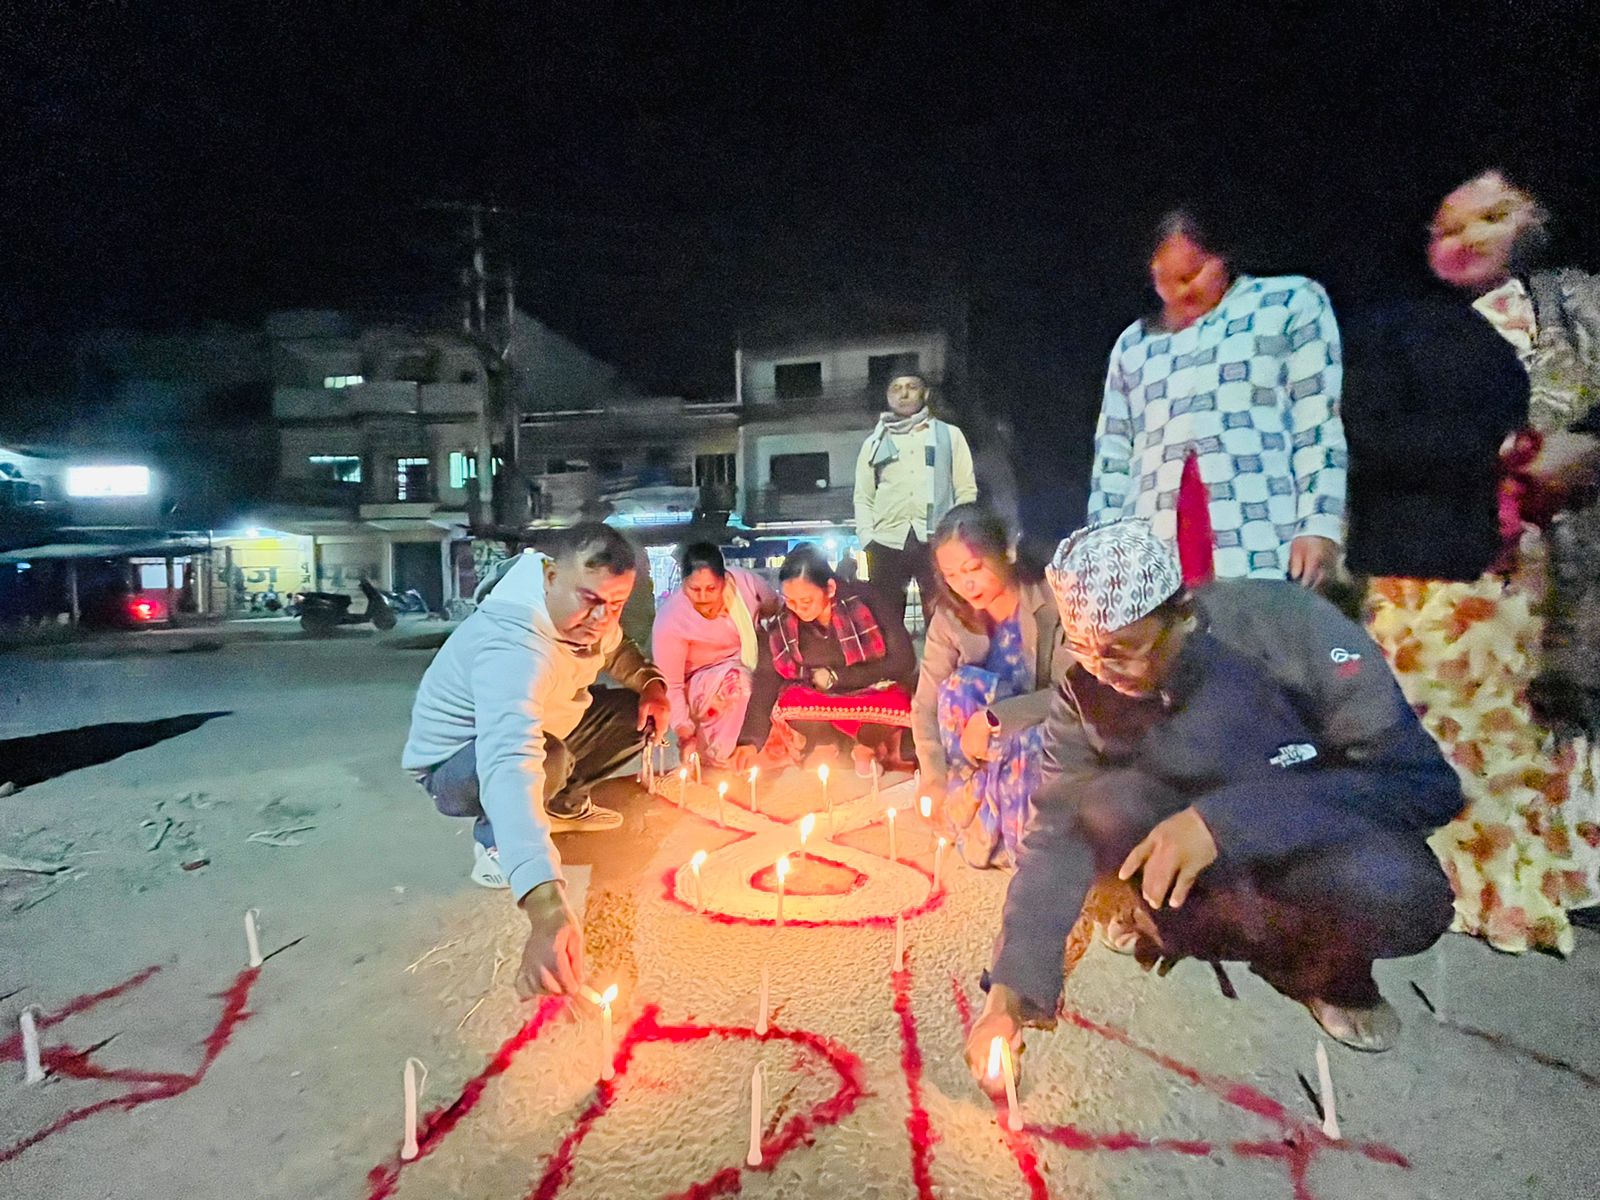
[
  {"x1": 949, "y1": 977, "x2": 1049, "y2": 1199},
  {"x1": 889, "y1": 959, "x2": 938, "y2": 1200},
  {"x1": 365, "y1": 1002, "x2": 866, "y2": 1200},
  {"x1": 659, "y1": 864, "x2": 946, "y2": 928},
  {"x1": 0, "y1": 964, "x2": 261, "y2": 1165}
]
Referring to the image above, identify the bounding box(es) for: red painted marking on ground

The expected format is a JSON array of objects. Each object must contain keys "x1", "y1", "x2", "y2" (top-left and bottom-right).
[
  {"x1": 1031, "y1": 1124, "x2": 1214, "y2": 1156},
  {"x1": 364, "y1": 994, "x2": 567, "y2": 1200},
  {"x1": 0, "y1": 965, "x2": 261, "y2": 1165},
  {"x1": 659, "y1": 864, "x2": 947, "y2": 927},
  {"x1": 947, "y1": 974, "x2": 1048, "y2": 1199},
  {"x1": 890, "y1": 960, "x2": 939, "y2": 1200},
  {"x1": 526, "y1": 1005, "x2": 867, "y2": 1200}
]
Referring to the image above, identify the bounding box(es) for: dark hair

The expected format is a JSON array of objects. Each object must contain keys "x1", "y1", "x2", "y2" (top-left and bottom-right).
[
  {"x1": 778, "y1": 543, "x2": 835, "y2": 588},
  {"x1": 550, "y1": 521, "x2": 637, "y2": 576},
  {"x1": 678, "y1": 541, "x2": 727, "y2": 580},
  {"x1": 930, "y1": 503, "x2": 1020, "y2": 632},
  {"x1": 1148, "y1": 207, "x2": 1233, "y2": 265}
]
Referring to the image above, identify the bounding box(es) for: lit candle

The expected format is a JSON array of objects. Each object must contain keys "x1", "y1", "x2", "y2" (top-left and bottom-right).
[
  {"x1": 775, "y1": 855, "x2": 789, "y2": 925},
  {"x1": 746, "y1": 1062, "x2": 764, "y2": 1167},
  {"x1": 756, "y1": 964, "x2": 769, "y2": 1035},
  {"x1": 818, "y1": 763, "x2": 831, "y2": 832},
  {"x1": 886, "y1": 806, "x2": 898, "y2": 862},
  {"x1": 747, "y1": 766, "x2": 760, "y2": 815},
  {"x1": 691, "y1": 752, "x2": 701, "y2": 785},
  {"x1": 933, "y1": 836, "x2": 948, "y2": 889},
  {"x1": 599, "y1": 984, "x2": 618, "y2": 1081},
  {"x1": 892, "y1": 915, "x2": 905, "y2": 972},
  {"x1": 19, "y1": 1007, "x2": 44, "y2": 1085},
  {"x1": 245, "y1": 909, "x2": 263, "y2": 968},
  {"x1": 988, "y1": 1036, "x2": 1022, "y2": 1131},
  {"x1": 401, "y1": 1057, "x2": 427, "y2": 1161},
  {"x1": 717, "y1": 781, "x2": 729, "y2": 827},
  {"x1": 919, "y1": 795, "x2": 934, "y2": 852},
  {"x1": 1315, "y1": 1041, "x2": 1341, "y2": 1140},
  {"x1": 689, "y1": 849, "x2": 707, "y2": 911},
  {"x1": 677, "y1": 766, "x2": 689, "y2": 803},
  {"x1": 798, "y1": 812, "x2": 815, "y2": 862}
]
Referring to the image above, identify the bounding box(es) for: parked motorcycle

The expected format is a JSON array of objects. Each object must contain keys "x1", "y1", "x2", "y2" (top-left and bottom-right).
[
  {"x1": 386, "y1": 587, "x2": 429, "y2": 615},
  {"x1": 298, "y1": 578, "x2": 397, "y2": 636}
]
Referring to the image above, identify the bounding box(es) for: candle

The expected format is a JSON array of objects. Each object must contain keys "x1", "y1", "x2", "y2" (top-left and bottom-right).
[
  {"x1": 689, "y1": 849, "x2": 707, "y2": 911},
  {"x1": 892, "y1": 915, "x2": 905, "y2": 972},
  {"x1": 798, "y1": 813, "x2": 815, "y2": 862},
  {"x1": 818, "y1": 763, "x2": 831, "y2": 832},
  {"x1": 775, "y1": 855, "x2": 789, "y2": 925},
  {"x1": 756, "y1": 964, "x2": 770, "y2": 1035},
  {"x1": 747, "y1": 766, "x2": 760, "y2": 814},
  {"x1": 599, "y1": 984, "x2": 618, "y2": 1081},
  {"x1": 886, "y1": 806, "x2": 897, "y2": 862},
  {"x1": 988, "y1": 1036, "x2": 1022, "y2": 1131},
  {"x1": 746, "y1": 1063, "x2": 764, "y2": 1167},
  {"x1": 401, "y1": 1057, "x2": 427, "y2": 1161},
  {"x1": 245, "y1": 908, "x2": 263, "y2": 968},
  {"x1": 717, "y1": 781, "x2": 729, "y2": 827},
  {"x1": 919, "y1": 795, "x2": 934, "y2": 853},
  {"x1": 1315, "y1": 1041, "x2": 1341, "y2": 1140},
  {"x1": 677, "y1": 767, "x2": 689, "y2": 803},
  {"x1": 691, "y1": 752, "x2": 701, "y2": 785},
  {"x1": 933, "y1": 836, "x2": 948, "y2": 889},
  {"x1": 19, "y1": 1007, "x2": 44, "y2": 1085},
  {"x1": 871, "y1": 760, "x2": 880, "y2": 801}
]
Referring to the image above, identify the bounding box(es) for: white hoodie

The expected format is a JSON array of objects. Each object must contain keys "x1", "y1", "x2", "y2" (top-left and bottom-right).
[{"x1": 401, "y1": 551, "x2": 660, "y2": 899}]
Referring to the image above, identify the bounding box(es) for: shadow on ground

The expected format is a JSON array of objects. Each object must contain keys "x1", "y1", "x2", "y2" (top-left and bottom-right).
[{"x1": 0, "y1": 711, "x2": 233, "y2": 790}]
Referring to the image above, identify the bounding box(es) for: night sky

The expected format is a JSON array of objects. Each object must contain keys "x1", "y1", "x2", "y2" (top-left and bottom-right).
[{"x1": 4, "y1": 3, "x2": 1596, "y2": 442}]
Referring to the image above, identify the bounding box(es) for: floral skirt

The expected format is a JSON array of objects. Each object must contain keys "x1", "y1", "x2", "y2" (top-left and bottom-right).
[
  {"x1": 1367, "y1": 565, "x2": 1600, "y2": 954},
  {"x1": 937, "y1": 665, "x2": 1046, "y2": 868}
]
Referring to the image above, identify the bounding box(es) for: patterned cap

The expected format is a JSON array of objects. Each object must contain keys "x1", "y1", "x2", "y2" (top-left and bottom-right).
[{"x1": 1048, "y1": 519, "x2": 1183, "y2": 640}]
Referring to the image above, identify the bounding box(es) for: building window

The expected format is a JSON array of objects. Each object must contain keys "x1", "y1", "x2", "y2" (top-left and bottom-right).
[
  {"x1": 395, "y1": 457, "x2": 431, "y2": 501},
  {"x1": 867, "y1": 352, "x2": 922, "y2": 391},
  {"x1": 773, "y1": 361, "x2": 823, "y2": 400},
  {"x1": 769, "y1": 452, "x2": 830, "y2": 493},
  {"x1": 308, "y1": 454, "x2": 362, "y2": 484},
  {"x1": 448, "y1": 451, "x2": 479, "y2": 490},
  {"x1": 694, "y1": 453, "x2": 736, "y2": 486},
  {"x1": 323, "y1": 374, "x2": 365, "y2": 390}
]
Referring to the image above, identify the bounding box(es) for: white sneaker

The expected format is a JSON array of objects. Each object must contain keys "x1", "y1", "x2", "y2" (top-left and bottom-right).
[
  {"x1": 546, "y1": 799, "x2": 624, "y2": 833},
  {"x1": 471, "y1": 842, "x2": 510, "y2": 889}
]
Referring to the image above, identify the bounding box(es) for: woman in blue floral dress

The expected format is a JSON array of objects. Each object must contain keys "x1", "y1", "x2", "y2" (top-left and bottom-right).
[{"x1": 911, "y1": 505, "x2": 1072, "y2": 867}]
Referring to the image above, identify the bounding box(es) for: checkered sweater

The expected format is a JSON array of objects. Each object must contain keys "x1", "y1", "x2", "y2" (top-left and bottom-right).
[{"x1": 1088, "y1": 275, "x2": 1348, "y2": 579}]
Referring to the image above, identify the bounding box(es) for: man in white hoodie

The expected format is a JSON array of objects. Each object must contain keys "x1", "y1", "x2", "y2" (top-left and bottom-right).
[{"x1": 403, "y1": 522, "x2": 670, "y2": 997}]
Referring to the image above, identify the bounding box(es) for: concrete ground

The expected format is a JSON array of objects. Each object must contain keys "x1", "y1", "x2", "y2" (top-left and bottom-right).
[{"x1": 0, "y1": 633, "x2": 1596, "y2": 1199}]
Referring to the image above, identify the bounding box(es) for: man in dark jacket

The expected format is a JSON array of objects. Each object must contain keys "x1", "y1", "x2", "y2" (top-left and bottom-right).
[{"x1": 966, "y1": 519, "x2": 1460, "y2": 1087}]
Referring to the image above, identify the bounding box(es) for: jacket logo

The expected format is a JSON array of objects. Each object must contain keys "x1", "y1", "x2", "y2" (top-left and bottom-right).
[
  {"x1": 1330, "y1": 647, "x2": 1363, "y2": 678},
  {"x1": 1270, "y1": 743, "x2": 1318, "y2": 768}
]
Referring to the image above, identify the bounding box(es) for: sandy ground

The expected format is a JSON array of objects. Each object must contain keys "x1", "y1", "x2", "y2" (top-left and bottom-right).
[{"x1": 1, "y1": 631, "x2": 1598, "y2": 1200}]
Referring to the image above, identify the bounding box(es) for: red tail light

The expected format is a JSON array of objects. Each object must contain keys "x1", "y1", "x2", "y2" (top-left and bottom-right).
[{"x1": 130, "y1": 599, "x2": 158, "y2": 622}]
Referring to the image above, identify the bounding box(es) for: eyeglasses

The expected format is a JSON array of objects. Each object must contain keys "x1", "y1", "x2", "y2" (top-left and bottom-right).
[{"x1": 1065, "y1": 618, "x2": 1175, "y2": 670}]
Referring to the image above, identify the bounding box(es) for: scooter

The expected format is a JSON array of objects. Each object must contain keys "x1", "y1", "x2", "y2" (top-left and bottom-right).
[{"x1": 298, "y1": 578, "x2": 398, "y2": 636}]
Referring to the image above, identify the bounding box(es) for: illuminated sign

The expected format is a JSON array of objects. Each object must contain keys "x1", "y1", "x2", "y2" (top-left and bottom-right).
[{"x1": 66, "y1": 465, "x2": 152, "y2": 498}]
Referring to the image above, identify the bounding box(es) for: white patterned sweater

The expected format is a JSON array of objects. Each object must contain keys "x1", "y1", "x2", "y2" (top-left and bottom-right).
[{"x1": 1087, "y1": 274, "x2": 1349, "y2": 579}]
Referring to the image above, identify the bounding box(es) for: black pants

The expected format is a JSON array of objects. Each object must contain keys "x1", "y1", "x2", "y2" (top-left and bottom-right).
[
  {"x1": 994, "y1": 769, "x2": 1455, "y2": 1014},
  {"x1": 865, "y1": 534, "x2": 939, "y2": 630},
  {"x1": 420, "y1": 687, "x2": 644, "y2": 844}
]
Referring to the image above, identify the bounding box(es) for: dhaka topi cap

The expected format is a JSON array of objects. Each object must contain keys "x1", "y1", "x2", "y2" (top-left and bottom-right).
[{"x1": 1047, "y1": 518, "x2": 1184, "y2": 641}]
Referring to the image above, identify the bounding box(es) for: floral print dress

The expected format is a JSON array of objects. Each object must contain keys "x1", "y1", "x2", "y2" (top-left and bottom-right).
[{"x1": 936, "y1": 614, "x2": 1047, "y2": 868}]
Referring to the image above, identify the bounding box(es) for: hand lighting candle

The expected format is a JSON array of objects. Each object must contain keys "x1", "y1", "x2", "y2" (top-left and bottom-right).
[
  {"x1": 599, "y1": 984, "x2": 619, "y2": 1082},
  {"x1": 987, "y1": 1036, "x2": 1022, "y2": 1131}
]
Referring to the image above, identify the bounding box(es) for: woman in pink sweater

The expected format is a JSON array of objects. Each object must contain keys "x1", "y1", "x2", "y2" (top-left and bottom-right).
[{"x1": 650, "y1": 542, "x2": 777, "y2": 766}]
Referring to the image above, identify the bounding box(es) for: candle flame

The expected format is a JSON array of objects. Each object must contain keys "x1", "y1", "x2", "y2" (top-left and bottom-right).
[
  {"x1": 987, "y1": 1036, "x2": 1004, "y2": 1078},
  {"x1": 886, "y1": 806, "x2": 896, "y2": 819},
  {"x1": 718, "y1": 781, "x2": 728, "y2": 796},
  {"x1": 938, "y1": 835, "x2": 948, "y2": 849},
  {"x1": 678, "y1": 767, "x2": 688, "y2": 780},
  {"x1": 690, "y1": 849, "x2": 707, "y2": 871},
  {"x1": 748, "y1": 767, "x2": 759, "y2": 782},
  {"x1": 775, "y1": 854, "x2": 790, "y2": 880},
  {"x1": 600, "y1": 984, "x2": 618, "y2": 1007},
  {"x1": 799, "y1": 813, "x2": 815, "y2": 841},
  {"x1": 817, "y1": 763, "x2": 829, "y2": 783},
  {"x1": 919, "y1": 795, "x2": 933, "y2": 819}
]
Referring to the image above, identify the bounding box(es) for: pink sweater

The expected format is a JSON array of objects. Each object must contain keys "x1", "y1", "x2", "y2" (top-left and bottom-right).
[{"x1": 650, "y1": 566, "x2": 776, "y2": 735}]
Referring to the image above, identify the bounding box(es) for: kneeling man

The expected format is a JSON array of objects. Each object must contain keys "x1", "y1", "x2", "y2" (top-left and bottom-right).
[{"x1": 968, "y1": 518, "x2": 1459, "y2": 1085}]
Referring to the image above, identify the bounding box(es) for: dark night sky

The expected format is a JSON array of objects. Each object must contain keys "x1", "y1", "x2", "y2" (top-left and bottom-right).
[{"x1": 4, "y1": 2, "x2": 1596, "y2": 433}]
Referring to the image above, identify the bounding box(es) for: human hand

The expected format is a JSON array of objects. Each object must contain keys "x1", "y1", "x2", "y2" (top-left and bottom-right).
[
  {"x1": 1521, "y1": 430, "x2": 1600, "y2": 494},
  {"x1": 1117, "y1": 806, "x2": 1218, "y2": 910},
  {"x1": 960, "y1": 708, "x2": 997, "y2": 763},
  {"x1": 943, "y1": 781, "x2": 978, "y2": 831},
  {"x1": 810, "y1": 667, "x2": 836, "y2": 691},
  {"x1": 638, "y1": 682, "x2": 671, "y2": 740},
  {"x1": 515, "y1": 881, "x2": 585, "y2": 998},
  {"x1": 1287, "y1": 536, "x2": 1339, "y2": 590},
  {"x1": 964, "y1": 983, "x2": 1024, "y2": 1100}
]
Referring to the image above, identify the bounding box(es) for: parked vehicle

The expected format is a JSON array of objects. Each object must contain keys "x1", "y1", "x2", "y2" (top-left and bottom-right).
[
  {"x1": 298, "y1": 578, "x2": 397, "y2": 636},
  {"x1": 386, "y1": 587, "x2": 429, "y2": 615}
]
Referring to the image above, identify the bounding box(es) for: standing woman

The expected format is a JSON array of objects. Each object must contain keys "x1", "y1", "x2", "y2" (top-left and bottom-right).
[
  {"x1": 736, "y1": 544, "x2": 918, "y2": 773},
  {"x1": 912, "y1": 504, "x2": 1071, "y2": 868},
  {"x1": 651, "y1": 542, "x2": 777, "y2": 768},
  {"x1": 1350, "y1": 169, "x2": 1600, "y2": 953}
]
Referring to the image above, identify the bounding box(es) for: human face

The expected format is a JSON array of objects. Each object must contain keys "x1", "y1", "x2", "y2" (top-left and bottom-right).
[
  {"x1": 886, "y1": 375, "x2": 929, "y2": 418},
  {"x1": 543, "y1": 557, "x2": 634, "y2": 647},
  {"x1": 935, "y1": 538, "x2": 1011, "y2": 614},
  {"x1": 682, "y1": 567, "x2": 726, "y2": 621},
  {"x1": 1064, "y1": 610, "x2": 1185, "y2": 698},
  {"x1": 781, "y1": 575, "x2": 836, "y2": 625},
  {"x1": 1150, "y1": 234, "x2": 1230, "y2": 331},
  {"x1": 1428, "y1": 172, "x2": 1539, "y2": 294}
]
